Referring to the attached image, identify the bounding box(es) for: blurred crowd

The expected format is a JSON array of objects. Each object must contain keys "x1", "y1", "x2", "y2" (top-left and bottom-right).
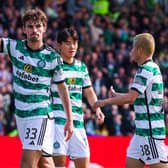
[{"x1": 0, "y1": 0, "x2": 168, "y2": 136}]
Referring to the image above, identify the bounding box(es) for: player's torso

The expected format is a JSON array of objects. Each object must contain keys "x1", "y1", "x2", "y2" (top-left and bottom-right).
[
  {"x1": 51, "y1": 59, "x2": 86, "y2": 121},
  {"x1": 133, "y1": 61, "x2": 165, "y2": 139},
  {"x1": 6, "y1": 39, "x2": 56, "y2": 118}
]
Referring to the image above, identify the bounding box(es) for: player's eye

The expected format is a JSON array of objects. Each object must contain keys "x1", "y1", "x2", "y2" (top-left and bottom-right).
[
  {"x1": 36, "y1": 24, "x2": 42, "y2": 28},
  {"x1": 28, "y1": 25, "x2": 33, "y2": 28}
]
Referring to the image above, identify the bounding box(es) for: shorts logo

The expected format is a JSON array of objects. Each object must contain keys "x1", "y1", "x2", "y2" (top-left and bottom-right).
[
  {"x1": 146, "y1": 156, "x2": 151, "y2": 160},
  {"x1": 24, "y1": 64, "x2": 32, "y2": 73},
  {"x1": 54, "y1": 141, "x2": 60, "y2": 149},
  {"x1": 29, "y1": 140, "x2": 35, "y2": 145},
  {"x1": 37, "y1": 60, "x2": 46, "y2": 68}
]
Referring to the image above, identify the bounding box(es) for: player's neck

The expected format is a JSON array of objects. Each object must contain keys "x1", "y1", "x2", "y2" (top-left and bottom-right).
[
  {"x1": 137, "y1": 56, "x2": 152, "y2": 66},
  {"x1": 62, "y1": 56, "x2": 74, "y2": 64},
  {"x1": 27, "y1": 40, "x2": 43, "y2": 51}
]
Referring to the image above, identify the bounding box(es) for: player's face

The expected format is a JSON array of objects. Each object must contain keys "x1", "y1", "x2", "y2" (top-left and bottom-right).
[
  {"x1": 59, "y1": 37, "x2": 78, "y2": 59},
  {"x1": 23, "y1": 20, "x2": 46, "y2": 42}
]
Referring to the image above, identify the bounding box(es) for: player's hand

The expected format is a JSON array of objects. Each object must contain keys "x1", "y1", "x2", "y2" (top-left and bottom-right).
[
  {"x1": 110, "y1": 86, "x2": 117, "y2": 97},
  {"x1": 64, "y1": 120, "x2": 73, "y2": 141},
  {"x1": 96, "y1": 110, "x2": 105, "y2": 124},
  {"x1": 93, "y1": 100, "x2": 105, "y2": 110}
]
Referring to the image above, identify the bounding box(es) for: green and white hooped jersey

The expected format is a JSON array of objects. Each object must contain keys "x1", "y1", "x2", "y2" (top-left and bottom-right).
[
  {"x1": 51, "y1": 59, "x2": 91, "y2": 128},
  {"x1": 131, "y1": 60, "x2": 165, "y2": 139},
  {"x1": 1, "y1": 38, "x2": 64, "y2": 118}
]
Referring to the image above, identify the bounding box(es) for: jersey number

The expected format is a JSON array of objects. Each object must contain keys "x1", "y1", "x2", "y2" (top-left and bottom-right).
[
  {"x1": 25, "y1": 128, "x2": 38, "y2": 139},
  {"x1": 140, "y1": 144, "x2": 150, "y2": 156}
]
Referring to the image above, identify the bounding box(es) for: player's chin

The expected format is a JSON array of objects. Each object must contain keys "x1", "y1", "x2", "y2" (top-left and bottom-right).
[
  {"x1": 30, "y1": 36, "x2": 40, "y2": 42},
  {"x1": 69, "y1": 51, "x2": 76, "y2": 57}
]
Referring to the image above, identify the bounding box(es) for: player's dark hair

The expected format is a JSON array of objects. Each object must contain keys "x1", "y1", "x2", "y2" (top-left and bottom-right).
[
  {"x1": 22, "y1": 8, "x2": 48, "y2": 26},
  {"x1": 57, "y1": 27, "x2": 79, "y2": 43}
]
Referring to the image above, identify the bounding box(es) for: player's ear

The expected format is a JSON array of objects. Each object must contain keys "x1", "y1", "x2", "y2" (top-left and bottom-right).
[
  {"x1": 43, "y1": 24, "x2": 47, "y2": 33},
  {"x1": 56, "y1": 42, "x2": 61, "y2": 50},
  {"x1": 137, "y1": 47, "x2": 142, "y2": 55}
]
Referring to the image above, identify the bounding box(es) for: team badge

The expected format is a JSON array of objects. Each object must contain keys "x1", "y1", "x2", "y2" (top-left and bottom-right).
[
  {"x1": 53, "y1": 141, "x2": 60, "y2": 149},
  {"x1": 37, "y1": 60, "x2": 46, "y2": 68},
  {"x1": 24, "y1": 64, "x2": 32, "y2": 73}
]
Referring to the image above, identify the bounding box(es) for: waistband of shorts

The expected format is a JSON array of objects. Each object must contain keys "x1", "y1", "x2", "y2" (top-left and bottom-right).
[{"x1": 55, "y1": 117, "x2": 84, "y2": 128}]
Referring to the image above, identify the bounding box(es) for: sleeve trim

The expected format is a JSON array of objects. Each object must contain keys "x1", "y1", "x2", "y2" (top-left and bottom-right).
[
  {"x1": 83, "y1": 85, "x2": 92, "y2": 89},
  {"x1": 53, "y1": 80, "x2": 65, "y2": 84},
  {"x1": 130, "y1": 87, "x2": 142, "y2": 94}
]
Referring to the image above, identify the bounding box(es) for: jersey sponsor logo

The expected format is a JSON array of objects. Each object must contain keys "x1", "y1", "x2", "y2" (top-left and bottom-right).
[
  {"x1": 24, "y1": 64, "x2": 32, "y2": 73},
  {"x1": 16, "y1": 70, "x2": 39, "y2": 82},
  {"x1": 68, "y1": 78, "x2": 76, "y2": 85},
  {"x1": 37, "y1": 60, "x2": 46, "y2": 68},
  {"x1": 53, "y1": 141, "x2": 60, "y2": 149},
  {"x1": 68, "y1": 85, "x2": 82, "y2": 92}
]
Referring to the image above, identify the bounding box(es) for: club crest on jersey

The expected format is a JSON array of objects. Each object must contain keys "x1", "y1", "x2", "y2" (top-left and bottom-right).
[
  {"x1": 24, "y1": 64, "x2": 32, "y2": 73},
  {"x1": 53, "y1": 141, "x2": 60, "y2": 149},
  {"x1": 37, "y1": 60, "x2": 46, "y2": 68},
  {"x1": 68, "y1": 78, "x2": 76, "y2": 85}
]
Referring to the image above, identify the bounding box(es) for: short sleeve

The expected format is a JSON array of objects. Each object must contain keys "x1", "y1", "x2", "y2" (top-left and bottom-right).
[
  {"x1": 1, "y1": 38, "x2": 9, "y2": 54},
  {"x1": 131, "y1": 67, "x2": 153, "y2": 94},
  {"x1": 83, "y1": 63, "x2": 91, "y2": 88},
  {"x1": 52, "y1": 53, "x2": 65, "y2": 83}
]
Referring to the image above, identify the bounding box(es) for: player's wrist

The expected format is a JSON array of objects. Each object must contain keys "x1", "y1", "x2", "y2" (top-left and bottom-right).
[{"x1": 67, "y1": 118, "x2": 73, "y2": 122}]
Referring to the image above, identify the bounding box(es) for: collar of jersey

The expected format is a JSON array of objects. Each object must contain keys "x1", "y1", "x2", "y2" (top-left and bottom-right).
[{"x1": 25, "y1": 40, "x2": 46, "y2": 52}]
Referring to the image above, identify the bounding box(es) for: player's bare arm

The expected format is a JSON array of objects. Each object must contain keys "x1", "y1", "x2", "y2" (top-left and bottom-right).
[
  {"x1": 93, "y1": 89, "x2": 139, "y2": 110},
  {"x1": 57, "y1": 82, "x2": 73, "y2": 141},
  {"x1": 84, "y1": 87, "x2": 105, "y2": 124}
]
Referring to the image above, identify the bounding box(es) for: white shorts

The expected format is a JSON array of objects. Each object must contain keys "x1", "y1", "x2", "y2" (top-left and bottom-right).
[
  {"x1": 16, "y1": 115, "x2": 55, "y2": 155},
  {"x1": 127, "y1": 135, "x2": 168, "y2": 165},
  {"x1": 53, "y1": 124, "x2": 90, "y2": 159}
]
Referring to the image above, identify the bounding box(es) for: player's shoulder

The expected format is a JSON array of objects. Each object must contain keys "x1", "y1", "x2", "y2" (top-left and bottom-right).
[
  {"x1": 74, "y1": 59, "x2": 85, "y2": 65},
  {"x1": 139, "y1": 60, "x2": 160, "y2": 75},
  {"x1": 3, "y1": 38, "x2": 17, "y2": 44},
  {"x1": 4, "y1": 38, "x2": 24, "y2": 48},
  {"x1": 44, "y1": 44, "x2": 61, "y2": 59},
  {"x1": 45, "y1": 44, "x2": 55, "y2": 52},
  {"x1": 74, "y1": 59, "x2": 88, "y2": 72}
]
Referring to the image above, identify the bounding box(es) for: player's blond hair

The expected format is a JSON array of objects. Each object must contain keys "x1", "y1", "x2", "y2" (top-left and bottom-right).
[{"x1": 134, "y1": 33, "x2": 155, "y2": 56}]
